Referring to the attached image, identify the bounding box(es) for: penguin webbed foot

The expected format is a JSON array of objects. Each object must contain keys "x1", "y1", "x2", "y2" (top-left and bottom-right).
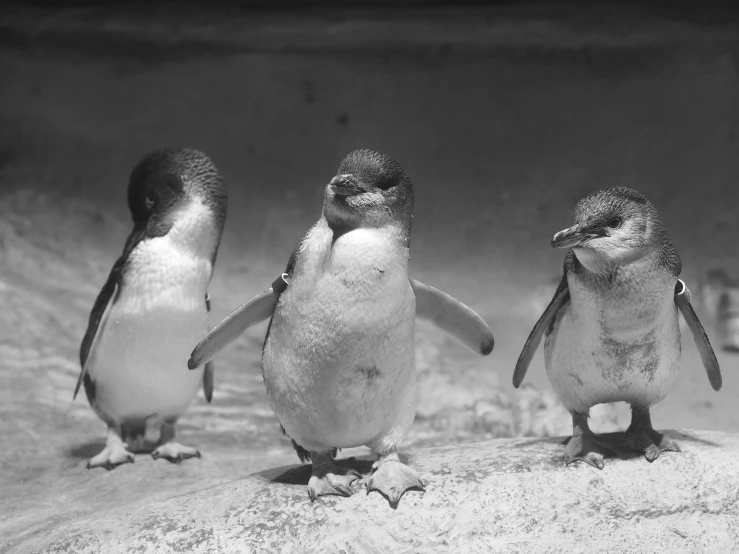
[
  {"x1": 87, "y1": 426, "x2": 135, "y2": 470},
  {"x1": 564, "y1": 433, "x2": 616, "y2": 470},
  {"x1": 624, "y1": 428, "x2": 681, "y2": 462},
  {"x1": 152, "y1": 442, "x2": 201, "y2": 464},
  {"x1": 366, "y1": 453, "x2": 425, "y2": 507},
  {"x1": 625, "y1": 406, "x2": 680, "y2": 462},
  {"x1": 87, "y1": 443, "x2": 135, "y2": 470},
  {"x1": 565, "y1": 412, "x2": 616, "y2": 470},
  {"x1": 307, "y1": 459, "x2": 363, "y2": 501}
]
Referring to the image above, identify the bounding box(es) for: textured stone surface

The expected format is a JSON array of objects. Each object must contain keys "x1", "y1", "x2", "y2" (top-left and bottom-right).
[{"x1": 4, "y1": 430, "x2": 739, "y2": 553}]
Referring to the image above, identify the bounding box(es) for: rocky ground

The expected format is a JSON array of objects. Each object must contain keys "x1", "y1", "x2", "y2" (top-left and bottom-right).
[{"x1": 10, "y1": 430, "x2": 739, "y2": 553}]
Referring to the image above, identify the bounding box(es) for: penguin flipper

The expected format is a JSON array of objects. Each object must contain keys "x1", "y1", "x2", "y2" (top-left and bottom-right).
[
  {"x1": 409, "y1": 279, "x2": 494, "y2": 356},
  {"x1": 513, "y1": 275, "x2": 570, "y2": 388},
  {"x1": 76, "y1": 224, "x2": 151, "y2": 400},
  {"x1": 75, "y1": 260, "x2": 122, "y2": 400},
  {"x1": 675, "y1": 279, "x2": 722, "y2": 391},
  {"x1": 202, "y1": 294, "x2": 215, "y2": 403},
  {"x1": 203, "y1": 361, "x2": 215, "y2": 402},
  {"x1": 188, "y1": 274, "x2": 289, "y2": 369}
]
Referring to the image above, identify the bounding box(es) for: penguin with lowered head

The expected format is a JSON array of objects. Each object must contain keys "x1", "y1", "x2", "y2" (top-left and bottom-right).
[{"x1": 76, "y1": 148, "x2": 227, "y2": 469}]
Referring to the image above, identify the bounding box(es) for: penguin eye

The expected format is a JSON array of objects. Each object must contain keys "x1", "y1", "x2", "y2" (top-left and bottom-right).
[
  {"x1": 607, "y1": 217, "x2": 622, "y2": 229},
  {"x1": 374, "y1": 176, "x2": 396, "y2": 191},
  {"x1": 145, "y1": 195, "x2": 155, "y2": 210}
]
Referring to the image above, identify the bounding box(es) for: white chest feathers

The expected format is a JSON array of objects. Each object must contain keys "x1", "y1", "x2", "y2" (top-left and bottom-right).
[
  {"x1": 304, "y1": 222, "x2": 406, "y2": 279},
  {"x1": 118, "y1": 199, "x2": 218, "y2": 315},
  {"x1": 545, "y1": 268, "x2": 681, "y2": 411},
  {"x1": 262, "y1": 220, "x2": 416, "y2": 450}
]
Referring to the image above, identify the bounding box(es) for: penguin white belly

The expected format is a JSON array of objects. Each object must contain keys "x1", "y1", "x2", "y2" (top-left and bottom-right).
[
  {"x1": 545, "y1": 280, "x2": 681, "y2": 413},
  {"x1": 263, "y1": 226, "x2": 416, "y2": 452},
  {"x1": 88, "y1": 304, "x2": 207, "y2": 423},
  {"x1": 87, "y1": 234, "x2": 211, "y2": 425}
]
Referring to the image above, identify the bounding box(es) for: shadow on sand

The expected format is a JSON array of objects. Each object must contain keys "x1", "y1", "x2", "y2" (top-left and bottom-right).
[
  {"x1": 509, "y1": 429, "x2": 723, "y2": 466},
  {"x1": 67, "y1": 441, "x2": 107, "y2": 459},
  {"x1": 268, "y1": 456, "x2": 376, "y2": 486}
]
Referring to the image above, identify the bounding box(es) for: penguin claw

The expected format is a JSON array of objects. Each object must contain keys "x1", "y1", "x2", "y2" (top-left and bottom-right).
[
  {"x1": 87, "y1": 444, "x2": 135, "y2": 470},
  {"x1": 624, "y1": 428, "x2": 681, "y2": 462},
  {"x1": 306, "y1": 465, "x2": 362, "y2": 501},
  {"x1": 366, "y1": 459, "x2": 425, "y2": 507},
  {"x1": 564, "y1": 434, "x2": 615, "y2": 470},
  {"x1": 151, "y1": 442, "x2": 201, "y2": 464},
  {"x1": 565, "y1": 451, "x2": 605, "y2": 470}
]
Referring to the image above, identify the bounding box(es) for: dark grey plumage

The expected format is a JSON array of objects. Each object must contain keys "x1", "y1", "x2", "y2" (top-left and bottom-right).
[{"x1": 128, "y1": 148, "x2": 228, "y2": 264}]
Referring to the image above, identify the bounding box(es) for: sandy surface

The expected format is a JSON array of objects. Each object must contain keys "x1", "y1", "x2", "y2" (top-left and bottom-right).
[{"x1": 1, "y1": 3, "x2": 739, "y2": 541}]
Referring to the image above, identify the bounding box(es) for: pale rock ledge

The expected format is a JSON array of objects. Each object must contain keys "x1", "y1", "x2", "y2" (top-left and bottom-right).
[{"x1": 11, "y1": 430, "x2": 739, "y2": 553}]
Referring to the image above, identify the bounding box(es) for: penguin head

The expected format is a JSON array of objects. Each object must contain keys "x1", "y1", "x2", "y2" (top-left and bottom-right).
[
  {"x1": 551, "y1": 187, "x2": 676, "y2": 274},
  {"x1": 322, "y1": 149, "x2": 414, "y2": 239},
  {"x1": 127, "y1": 148, "x2": 228, "y2": 255}
]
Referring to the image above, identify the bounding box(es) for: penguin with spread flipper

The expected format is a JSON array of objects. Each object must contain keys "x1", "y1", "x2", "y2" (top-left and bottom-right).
[{"x1": 189, "y1": 149, "x2": 494, "y2": 505}]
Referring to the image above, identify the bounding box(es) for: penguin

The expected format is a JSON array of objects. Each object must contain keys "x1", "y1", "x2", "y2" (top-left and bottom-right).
[
  {"x1": 75, "y1": 148, "x2": 228, "y2": 469},
  {"x1": 188, "y1": 149, "x2": 494, "y2": 505},
  {"x1": 514, "y1": 186, "x2": 721, "y2": 469}
]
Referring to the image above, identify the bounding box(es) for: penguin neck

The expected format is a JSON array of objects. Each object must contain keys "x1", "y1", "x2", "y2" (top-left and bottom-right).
[
  {"x1": 163, "y1": 197, "x2": 221, "y2": 262},
  {"x1": 326, "y1": 218, "x2": 354, "y2": 245},
  {"x1": 567, "y1": 248, "x2": 677, "y2": 341},
  {"x1": 296, "y1": 216, "x2": 409, "y2": 281},
  {"x1": 118, "y1": 200, "x2": 218, "y2": 314},
  {"x1": 567, "y1": 248, "x2": 673, "y2": 298},
  {"x1": 322, "y1": 211, "x2": 410, "y2": 250}
]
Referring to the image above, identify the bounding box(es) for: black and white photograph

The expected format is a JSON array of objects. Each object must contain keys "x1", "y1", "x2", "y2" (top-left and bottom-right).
[{"x1": 1, "y1": 0, "x2": 738, "y2": 551}]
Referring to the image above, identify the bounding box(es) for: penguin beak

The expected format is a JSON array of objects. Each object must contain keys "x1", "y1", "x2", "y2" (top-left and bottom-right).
[
  {"x1": 330, "y1": 174, "x2": 366, "y2": 197},
  {"x1": 551, "y1": 225, "x2": 596, "y2": 249},
  {"x1": 145, "y1": 193, "x2": 188, "y2": 237}
]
